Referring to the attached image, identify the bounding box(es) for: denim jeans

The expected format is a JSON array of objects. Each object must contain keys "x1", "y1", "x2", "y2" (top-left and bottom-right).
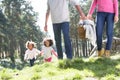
[
  {"x1": 30, "y1": 58, "x2": 35, "y2": 66},
  {"x1": 96, "y1": 12, "x2": 114, "y2": 51},
  {"x1": 53, "y1": 22, "x2": 72, "y2": 59}
]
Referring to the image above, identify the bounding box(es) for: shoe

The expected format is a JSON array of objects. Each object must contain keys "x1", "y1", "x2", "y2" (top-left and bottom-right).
[
  {"x1": 98, "y1": 48, "x2": 105, "y2": 57},
  {"x1": 105, "y1": 50, "x2": 110, "y2": 57}
]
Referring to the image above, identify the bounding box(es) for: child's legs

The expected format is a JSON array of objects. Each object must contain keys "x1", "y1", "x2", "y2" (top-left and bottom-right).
[
  {"x1": 30, "y1": 58, "x2": 35, "y2": 66},
  {"x1": 96, "y1": 12, "x2": 106, "y2": 51},
  {"x1": 61, "y1": 22, "x2": 72, "y2": 59},
  {"x1": 105, "y1": 13, "x2": 114, "y2": 50},
  {"x1": 53, "y1": 23, "x2": 63, "y2": 59}
]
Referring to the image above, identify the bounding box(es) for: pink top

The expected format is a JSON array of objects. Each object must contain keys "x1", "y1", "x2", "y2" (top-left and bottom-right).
[{"x1": 89, "y1": 0, "x2": 119, "y2": 16}]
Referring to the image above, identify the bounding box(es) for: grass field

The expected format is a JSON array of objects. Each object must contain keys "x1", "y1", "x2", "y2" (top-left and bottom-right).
[{"x1": 0, "y1": 55, "x2": 120, "y2": 80}]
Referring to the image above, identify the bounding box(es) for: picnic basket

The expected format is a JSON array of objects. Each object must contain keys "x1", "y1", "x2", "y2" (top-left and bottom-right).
[{"x1": 77, "y1": 25, "x2": 86, "y2": 39}]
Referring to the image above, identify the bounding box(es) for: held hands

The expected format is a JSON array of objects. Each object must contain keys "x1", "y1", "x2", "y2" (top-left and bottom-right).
[
  {"x1": 40, "y1": 50, "x2": 43, "y2": 56},
  {"x1": 87, "y1": 14, "x2": 94, "y2": 20},
  {"x1": 87, "y1": 14, "x2": 92, "y2": 19},
  {"x1": 80, "y1": 16, "x2": 87, "y2": 20},
  {"x1": 80, "y1": 14, "x2": 94, "y2": 21}
]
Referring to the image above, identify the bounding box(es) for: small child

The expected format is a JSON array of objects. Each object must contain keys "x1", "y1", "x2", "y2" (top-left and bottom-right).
[
  {"x1": 24, "y1": 41, "x2": 41, "y2": 66},
  {"x1": 41, "y1": 38, "x2": 57, "y2": 62}
]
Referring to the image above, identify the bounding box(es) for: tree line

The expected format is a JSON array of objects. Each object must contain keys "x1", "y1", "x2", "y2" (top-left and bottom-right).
[{"x1": 0, "y1": 0, "x2": 43, "y2": 67}]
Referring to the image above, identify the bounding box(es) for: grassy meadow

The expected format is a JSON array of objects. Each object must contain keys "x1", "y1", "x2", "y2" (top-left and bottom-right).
[{"x1": 0, "y1": 55, "x2": 120, "y2": 80}]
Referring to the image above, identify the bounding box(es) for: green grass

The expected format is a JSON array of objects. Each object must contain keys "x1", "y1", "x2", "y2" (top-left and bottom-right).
[{"x1": 0, "y1": 55, "x2": 120, "y2": 80}]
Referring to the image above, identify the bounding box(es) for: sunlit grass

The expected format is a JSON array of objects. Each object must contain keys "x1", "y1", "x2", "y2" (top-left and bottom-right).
[{"x1": 0, "y1": 55, "x2": 120, "y2": 80}]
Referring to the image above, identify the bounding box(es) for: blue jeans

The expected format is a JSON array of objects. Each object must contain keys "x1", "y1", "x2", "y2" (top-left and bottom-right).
[
  {"x1": 30, "y1": 58, "x2": 35, "y2": 66},
  {"x1": 96, "y1": 12, "x2": 114, "y2": 51},
  {"x1": 53, "y1": 22, "x2": 72, "y2": 59}
]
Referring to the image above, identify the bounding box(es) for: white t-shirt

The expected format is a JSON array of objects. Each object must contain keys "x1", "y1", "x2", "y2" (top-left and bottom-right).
[
  {"x1": 47, "y1": 0, "x2": 79, "y2": 23},
  {"x1": 42, "y1": 46, "x2": 53, "y2": 59},
  {"x1": 24, "y1": 48, "x2": 40, "y2": 60}
]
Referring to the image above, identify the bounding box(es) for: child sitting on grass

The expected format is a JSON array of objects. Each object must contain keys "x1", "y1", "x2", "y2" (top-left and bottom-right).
[
  {"x1": 40, "y1": 38, "x2": 58, "y2": 62},
  {"x1": 24, "y1": 41, "x2": 41, "y2": 66}
]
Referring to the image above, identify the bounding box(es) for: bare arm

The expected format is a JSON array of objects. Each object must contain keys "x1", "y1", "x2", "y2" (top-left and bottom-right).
[
  {"x1": 70, "y1": 0, "x2": 86, "y2": 19},
  {"x1": 87, "y1": 0, "x2": 97, "y2": 19},
  {"x1": 75, "y1": 5, "x2": 86, "y2": 20},
  {"x1": 45, "y1": 10, "x2": 50, "y2": 26},
  {"x1": 44, "y1": 5, "x2": 50, "y2": 31}
]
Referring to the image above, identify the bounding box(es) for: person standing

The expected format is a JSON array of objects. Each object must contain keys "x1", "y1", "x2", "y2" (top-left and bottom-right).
[
  {"x1": 44, "y1": 0, "x2": 85, "y2": 59},
  {"x1": 87, "y1": 0, "x2": 119, "y2": 57}
]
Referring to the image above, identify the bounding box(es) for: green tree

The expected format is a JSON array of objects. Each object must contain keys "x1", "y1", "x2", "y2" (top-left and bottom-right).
[{"x1": 0, "y1": 0, "x2": 43, "y2": 67}]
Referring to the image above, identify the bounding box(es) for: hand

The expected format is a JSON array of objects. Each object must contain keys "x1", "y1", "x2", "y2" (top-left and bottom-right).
[
  {"x1": 114, "y1": 16, "x2": 119, "y2": 23},
  {"x1": 44, "y1": 25, "x2": 48, "y2": 32},
  {"x1": 87, "y1": 14, "x2": 92, "y2": 20},
  {"x1": 80, "y1": 16, "x2": 87, "y2": 20}
]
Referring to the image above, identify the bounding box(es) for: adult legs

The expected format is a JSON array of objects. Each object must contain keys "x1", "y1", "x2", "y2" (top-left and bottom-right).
[
  {"x1": 104, "y1": 13, "x2": 114, "y2": 57},
  {"x1": 61, "y1": 22, "x2": 72, "y2": 59},
  {"x1": 105, "y1": 13, "x2": 114, "y2": 50},
  {"x1": 96, "y1": 12, "x2": 106, "y2": 51},
  {"x1": 53, "y1": 23, "x2": 63, "y2": 59}
]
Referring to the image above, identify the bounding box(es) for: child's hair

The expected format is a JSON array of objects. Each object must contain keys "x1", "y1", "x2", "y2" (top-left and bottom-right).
[
  {"x1": 44, "y1": 39, "x2": 53, "y2": 47},
  {"x1": 25, "y1": 41, "x2": 36, "y2": 49}
]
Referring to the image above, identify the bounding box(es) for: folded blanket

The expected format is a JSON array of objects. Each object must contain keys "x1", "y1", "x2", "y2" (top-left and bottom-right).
[{"x1": 79, "y1": 20, "x2": 97, "y2": 47}]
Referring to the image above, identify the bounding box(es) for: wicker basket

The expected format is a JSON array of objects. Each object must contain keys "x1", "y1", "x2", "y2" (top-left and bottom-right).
[{"x1": 77, "y1": 25, "x2": 86, "y2": 39}]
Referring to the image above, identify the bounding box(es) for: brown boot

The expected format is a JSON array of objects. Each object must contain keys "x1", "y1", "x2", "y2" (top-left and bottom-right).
[
  {"x1": 98, "y1": 48, "x2": 105, "y2": 57},
  {"x1": 105, "y1": 50, "x2": 110, "y2": 57}
]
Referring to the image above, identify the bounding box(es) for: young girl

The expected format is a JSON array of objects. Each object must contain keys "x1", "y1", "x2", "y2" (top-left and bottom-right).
[
  {"x1": 87, "y1": 0, "x2": 119, "y2": 57},
  {"x1": 41, "y1": 38, "x2": 57, "y2": 62},
  {"x1": 24, "y1": 41, "x2": 41, "y2": 66}
]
